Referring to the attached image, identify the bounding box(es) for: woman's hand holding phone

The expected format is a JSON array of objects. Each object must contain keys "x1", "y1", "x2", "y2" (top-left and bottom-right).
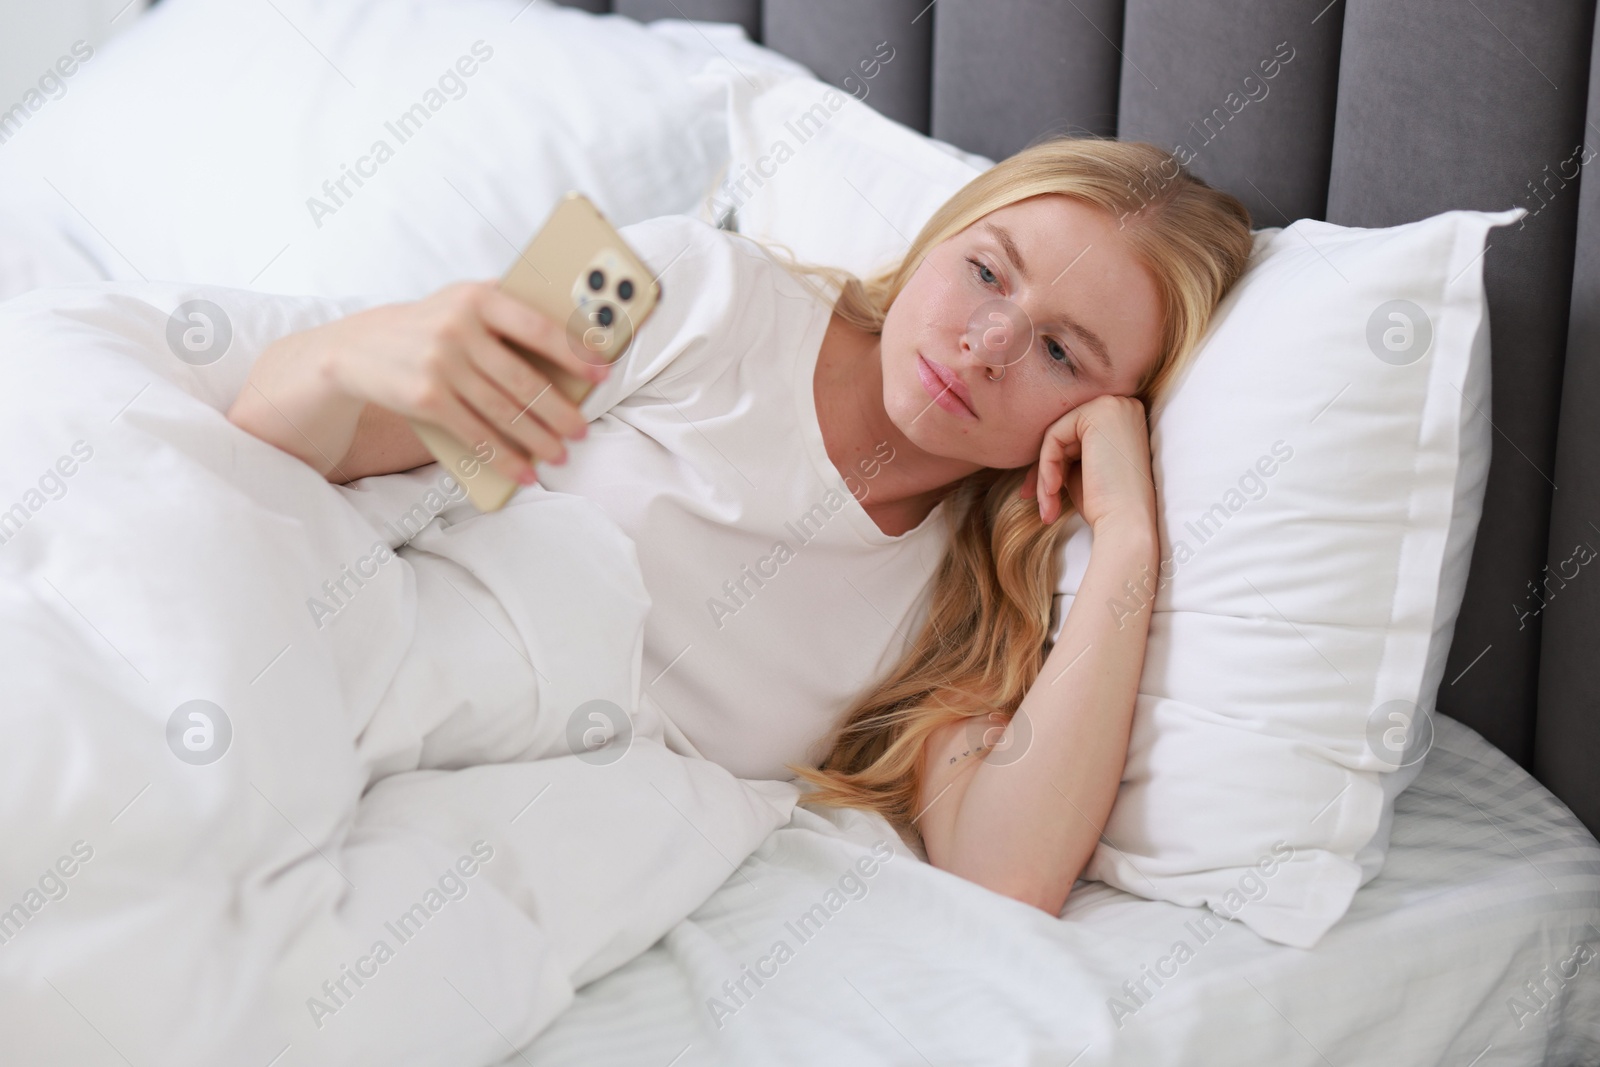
[{"x1": 319, "y1": 280, "x2": 608, "y2": 487}]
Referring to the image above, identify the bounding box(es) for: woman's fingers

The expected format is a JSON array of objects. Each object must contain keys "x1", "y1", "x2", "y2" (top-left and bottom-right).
[
  {"x1": 1036, "y1": 408, "x2": 1084, "y2": 524},
  {"x1": 1021, "y1": 455, "x2": 1084, "y2": 523},
  {"x1": 1019, "y1": 461, "x2": 1039, "y2": 501},
  {"x1": 423, "y1": 287, "x2": 593, "y2": 477},
  {"x1": 451, "y1": 359, "x2": 566, "y2": 469},
  {"x1": 1065, "y1": 462, "x2": 1085, "y2": 519},
  {"x1": 459, "y1": 323, "x2": 585, "y2": 456},
  {"x1": 477, "y1": 285, "x2": 612, "y2": 386},
  {"x1": 412, "y1": 381, "x2": 541, "y2": 486}
]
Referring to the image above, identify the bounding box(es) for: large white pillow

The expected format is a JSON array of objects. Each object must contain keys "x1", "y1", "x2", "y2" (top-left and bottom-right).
[
  {"x1": 1049, "y1": 206, "x2": 1521, "y2": 947},
  {"x1": 700, "y1": 61, "x2": 1524, "y2": 947},
  {"x1": 0, "y1": 0, "x2": 759, "y2": 303}
]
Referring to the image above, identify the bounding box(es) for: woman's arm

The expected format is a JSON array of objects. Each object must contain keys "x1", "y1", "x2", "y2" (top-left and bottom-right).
[
  {"x1": 916, "y1": 520, "x2": 1156, "y2": 912},
  {"x1": 914, "y1": 394, "x2": 1158, "y2": 914},
  {"x1": 226, "y1": 281, "x2": 607, "y2": 485}
]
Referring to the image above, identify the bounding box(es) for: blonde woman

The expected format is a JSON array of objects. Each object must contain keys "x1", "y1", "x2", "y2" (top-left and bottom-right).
[{"x1": 229, "y1": 135, "x2": 1254, "y2": 917}]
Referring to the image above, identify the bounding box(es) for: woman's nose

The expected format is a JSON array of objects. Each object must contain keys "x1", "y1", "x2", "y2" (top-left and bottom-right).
[{"x1": 964, "y1": 296, "x2": 1034, "y2": 373}]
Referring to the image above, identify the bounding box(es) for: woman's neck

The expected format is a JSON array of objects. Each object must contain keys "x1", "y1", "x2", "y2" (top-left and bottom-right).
[{"x1": 813, "y1": 310, "x2": 982, "y2": 537}]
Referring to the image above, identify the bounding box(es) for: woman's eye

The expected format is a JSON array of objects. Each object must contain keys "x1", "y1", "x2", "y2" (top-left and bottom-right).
[
  {"x1": 1045, "y1": 337, "x2": 1077, "y2": 376},
  {"x1": 968, "y1": 258, "x2": 998, "y2": 287}
]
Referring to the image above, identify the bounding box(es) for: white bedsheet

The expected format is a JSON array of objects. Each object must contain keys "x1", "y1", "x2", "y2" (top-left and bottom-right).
[
  {"x1": 0, "y1": 281, "x2": 798, "y2": 1066},
  {"x1": 512, "y1": 711, "x2": 1600, "y2": 1066}
]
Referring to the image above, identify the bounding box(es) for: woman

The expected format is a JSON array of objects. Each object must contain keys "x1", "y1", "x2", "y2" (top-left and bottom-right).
[{"x1": 228, "y1": 135, "x2": 1254, "y2": 918}]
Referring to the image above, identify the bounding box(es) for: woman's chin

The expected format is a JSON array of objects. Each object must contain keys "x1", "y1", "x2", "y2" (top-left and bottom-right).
[
  {"x1": 900, "y1": 426, "x2": 989, "y2": 469},
  {"x1": 885, "y1": 399, "x2": 951, "y2": 452},
  {"x1": 887, "y1": 389, "x2": 1021, "y2": 468}
]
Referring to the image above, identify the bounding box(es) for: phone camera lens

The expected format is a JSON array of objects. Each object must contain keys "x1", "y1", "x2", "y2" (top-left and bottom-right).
[
  {"x1": 617, "y1": 279, "x2": 634, "y2": 301},
  {"x1": 595, "y1": 304, "x2": 615, "y2": 328},
  {"x1": 588, "y1": 269, "x2": 605, "y2": 291}
]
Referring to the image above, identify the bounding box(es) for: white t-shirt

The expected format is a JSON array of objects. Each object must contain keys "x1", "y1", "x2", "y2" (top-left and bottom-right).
[{"x1": 532, "y1": 215, "x2": 952, "y2": 781}]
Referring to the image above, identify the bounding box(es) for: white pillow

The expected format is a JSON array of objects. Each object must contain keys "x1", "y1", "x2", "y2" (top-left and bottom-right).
[
  {"x1": 698, "y1": 65, "x2": 1525, "y2": 946},
  {"x1": 1046, "y1": 205, "x2": 1522, "y2": 947},
  {"x1": 0, "y1": 0, "x2": 739, "y2": 303},
  {"x1": 689, "y1": 58, "x2": 994, "y2": 278}
]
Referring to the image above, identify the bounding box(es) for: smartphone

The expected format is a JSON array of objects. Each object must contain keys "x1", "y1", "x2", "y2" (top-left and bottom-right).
[{"x1": 409, "y1": 192, "x2": 662, "y2": 512}]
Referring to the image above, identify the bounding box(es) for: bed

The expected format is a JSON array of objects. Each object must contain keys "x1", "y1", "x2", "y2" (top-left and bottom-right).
[
  {"x1": 2, "y1": 0, "x2": 1598, "y2": 1064},
  {"x1": 424, "y1": 2, "x2": 1600, "y2": 1062}
]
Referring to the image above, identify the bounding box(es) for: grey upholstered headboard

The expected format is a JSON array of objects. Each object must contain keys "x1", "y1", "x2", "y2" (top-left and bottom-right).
[{"x1": 561, "y1": 0, "x2": 1600, "y2": 838}]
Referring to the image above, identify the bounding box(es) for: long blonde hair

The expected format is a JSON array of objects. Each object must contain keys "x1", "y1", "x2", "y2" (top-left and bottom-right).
[{"x1": 756, "y1": 135, "x2": 1254, "y2": 834}]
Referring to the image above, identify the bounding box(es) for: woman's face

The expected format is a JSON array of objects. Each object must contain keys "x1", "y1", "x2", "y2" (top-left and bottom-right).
[{"x1": 881, "y1": 194, "x2": 1165, "y2": 470}]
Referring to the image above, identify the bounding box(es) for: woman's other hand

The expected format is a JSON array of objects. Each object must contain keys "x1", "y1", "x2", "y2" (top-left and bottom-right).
[{"x1": 1017, "y1": 394, "x2": 1156, "y2": 534}]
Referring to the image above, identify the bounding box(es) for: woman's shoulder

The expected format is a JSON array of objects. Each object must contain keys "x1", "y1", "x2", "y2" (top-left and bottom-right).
[
  {"x1": 573, "y1": 215, "x2": 831, "y2": 421},
  {"x1": 618, "y1": 215, "x2": 837, "y2": 312}
]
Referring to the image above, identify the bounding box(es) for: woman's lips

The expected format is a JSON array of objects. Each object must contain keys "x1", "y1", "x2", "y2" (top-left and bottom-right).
[{"x1": 916, "y1": 354, "x2": 977, "y2": 419}]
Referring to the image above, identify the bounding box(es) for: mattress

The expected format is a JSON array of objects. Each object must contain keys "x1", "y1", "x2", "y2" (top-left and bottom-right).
[{"x1": 505, "y1": 711, "x2": 1600, "y2": 1066}]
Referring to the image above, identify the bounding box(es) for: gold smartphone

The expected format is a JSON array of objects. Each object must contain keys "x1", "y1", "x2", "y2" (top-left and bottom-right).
[{"x1": 409, "y1": 192, "x2": 662, "y2": 512}]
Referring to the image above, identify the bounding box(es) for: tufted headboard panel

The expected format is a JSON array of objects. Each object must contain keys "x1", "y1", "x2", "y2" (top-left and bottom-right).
[{"x1": 560, "y1": 0, "x2": 1600, "y2": 838}]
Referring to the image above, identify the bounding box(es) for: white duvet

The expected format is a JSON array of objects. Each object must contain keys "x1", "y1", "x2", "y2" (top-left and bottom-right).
[{"x1": 0, "y1": 281, "x2": 798, "y2": 1067}]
